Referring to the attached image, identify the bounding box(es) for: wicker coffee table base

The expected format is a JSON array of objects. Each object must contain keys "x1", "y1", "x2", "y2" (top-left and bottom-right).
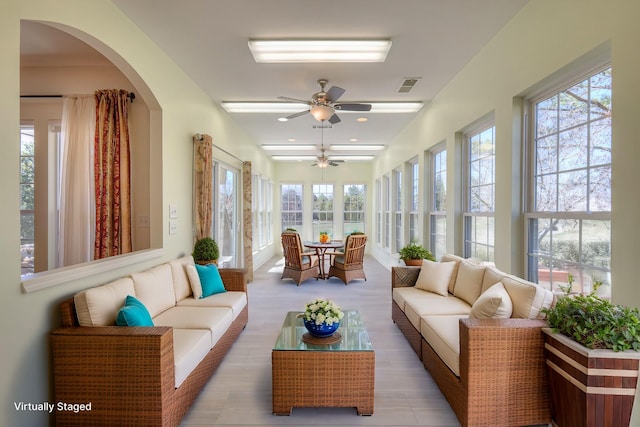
[{"x1": 272, "y1": 350, "x2": 375, "y2": 415}]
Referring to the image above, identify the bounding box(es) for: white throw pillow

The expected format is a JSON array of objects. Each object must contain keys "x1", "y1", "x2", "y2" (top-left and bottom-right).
[
  {"x1": 415, "y1": 260, "x2": 456, "y2": 296},
  {"x1": 469, "y1": 282, "x2": 513, "y2": 319},
  {"x1": 453, "y1": 261, "x2": 486, "y2": 305},
  {"x1": 185, "y1": 263, "x2": 203, "y2": 299}
]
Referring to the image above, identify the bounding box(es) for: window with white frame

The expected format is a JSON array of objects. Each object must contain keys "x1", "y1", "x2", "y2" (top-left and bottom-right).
[
  {"x1": 252, "y1": 174, "x2": 259, "y2": 251},
  {"x1": 430, "y1": 146, "x2": 447, "y2": 260},
  {"x1": 343, "y1": 184, "x2": 366, "y2": 236},
  {"x1": 264, "y1": 177, "x2": 272, "y2": 244},
  {"x1": 394, "y1": 168, "x2": 402, "y2": 252},
  {"x1": 20, "y1": 124, "x2": 35, "y2": 276},
  {"x1": 408, "y1": 159, "x2": 419, "y2": 243},
  {"x1": 526, "y1": 66, "x2": 612, "y2": 294},
  {"x1": 281, "y1": 184, "x2": 303, "y2": 232},
  {"x1": 312, "y1": 184, "x2": 334, "y2": 239},
  {"x1": 464, "y1": 125, "x2": 495, "y2": 262},
  {"x1": 383, "y1": 174, "x2": 391, "y2": 251},
  {"x1": 253, "y1": 175, "x2": 272, "y2": 250},
  {"x1": 375, "y1": 179, "x2": 382, "y2": 245}
]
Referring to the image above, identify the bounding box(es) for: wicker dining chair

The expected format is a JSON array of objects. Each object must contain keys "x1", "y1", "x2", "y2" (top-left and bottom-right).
[
  {"x1": 281, "y1": 231, "x2": 320, "y2": 285},
  {"x1": 326, "y1": 234, "x2": 367, "y2": 285}
]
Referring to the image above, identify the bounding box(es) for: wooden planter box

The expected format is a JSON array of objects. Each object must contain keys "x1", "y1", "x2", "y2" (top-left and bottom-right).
[{"x1": 543, "y1": 329, "x2": 640, "y2": 427}]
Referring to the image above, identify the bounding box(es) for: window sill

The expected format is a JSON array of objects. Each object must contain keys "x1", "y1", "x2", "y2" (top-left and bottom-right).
[{"x1": 21, "y1": 248, "x2": 165, "y2": 293}]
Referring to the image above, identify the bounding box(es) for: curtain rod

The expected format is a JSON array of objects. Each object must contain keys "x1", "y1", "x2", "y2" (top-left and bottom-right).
[
  {"x1": 21, "y1": 92, "x2": 136, "y2": 102},
  {"x1": 194, "y1": 133, "x2": 246, "y2": 165}
]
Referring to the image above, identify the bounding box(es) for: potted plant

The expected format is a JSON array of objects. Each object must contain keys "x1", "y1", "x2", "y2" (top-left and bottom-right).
[
  {"x1": 398, "y1": 242, "x2": 435, "y2": 266},
  {"x1": 542, "y1": 293, "x2": 640, "y2": 427},
  {"x1": 192, "y1": 237, "x2": 219, "y2": 265}
]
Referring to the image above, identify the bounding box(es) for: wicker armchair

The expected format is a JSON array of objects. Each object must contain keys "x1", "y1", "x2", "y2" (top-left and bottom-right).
[
  {"x1": 326, "y1": 234, "x2": 367, "y2": 285},
  {"x1": 281, "y1": 231, "x2": 320, "y2": 285}
]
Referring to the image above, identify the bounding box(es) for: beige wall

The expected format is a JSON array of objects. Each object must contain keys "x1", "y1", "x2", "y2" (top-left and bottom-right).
[{"x1": 1, "y1": 1, "x2": 273, "y2": 425}]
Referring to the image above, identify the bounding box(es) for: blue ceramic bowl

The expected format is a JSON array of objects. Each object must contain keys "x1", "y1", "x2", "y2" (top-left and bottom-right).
[{"x1": 303, "y1": 319, "x2": 340, "y2": 337}]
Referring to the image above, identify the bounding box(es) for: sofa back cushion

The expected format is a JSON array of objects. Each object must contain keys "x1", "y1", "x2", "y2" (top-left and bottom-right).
[
  {"x1": 481, "y1": 266, "x2": 508, "y2": 294},
  {"x1": 440, "y1": 254, "x2": 465, "y2": 294},
  {"x1": 169, "y1": 255, "x2": 195, "y2": 302},
  {"x1": 131, "y1": 263, "x2": 176, "y2": 318},
  {"x1": 415, "y1": 259, "x2": 456, "y2": 296},
  {"x1": 453, "y1": 261, "x2": 486, "y2": 305},
  {"x1": 501, "y1": 275, "x2": 555, "y2": 319},
  {"x1": 75, "y1": 277, "x2": 136, "y2": 326}
]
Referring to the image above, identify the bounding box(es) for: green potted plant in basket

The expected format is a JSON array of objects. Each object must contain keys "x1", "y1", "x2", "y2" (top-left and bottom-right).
[
  {"x1": 542, "y1": 293, "x2": 640, "y2": 427},
  {"x1": 398, "y1": 242, "x2": 435, "y2": 266},
  {"x1": 192, "y1": 237, "x2": 220, "y2": 265}
]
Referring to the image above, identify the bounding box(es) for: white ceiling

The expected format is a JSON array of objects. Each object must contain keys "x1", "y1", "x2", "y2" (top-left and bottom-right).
[{"x1": 21, "y1": 0, "x2": 529, "y2": 160}]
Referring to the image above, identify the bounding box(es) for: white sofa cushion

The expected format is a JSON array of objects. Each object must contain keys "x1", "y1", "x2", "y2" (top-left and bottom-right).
[
  {"x1": 441, "y1": 254, "x2": 465, "y2": 294},
  {"x1": 75, "y1": 277, "x2": 135, "y2": 326},
  {"x1": 453, "y1": 261, "x2": 486, "y2": 305},
  {"x1": 415, "y1": 260, "x2": 456, "y2": 296},
  {"x1": 481, "y1": 265, "x2": 508, "y2": 294},
  {"x1": 153, "y1": 306, "x2": 233, "y2": 347},
  {"x1": 172, "y1": 329, "x2": 211, "y2": 388},
  {"x1": 169, "y1": 255, "x2": 195, "y2": 302},
  {"x1": 131, "y1": 264, "x2": 176, "y2": 318},
  {"x1": 469, "y1": 282, "x2": 513, "y2": 319},
  {"x1": 501, "y1": 275, "x2": 555, "y2": 319},
  {"x1": 177, "y1": 291, "x2": 247, "y2": 320},
  {"x1": 185, "y1": 264, "x2": 203, "y2": 299},
  {"x1": 420, "y1": 315, "x2": 467, "y2": 377},
  {"x1": 402, "y1": 291, "x2": 471, "y2": 330}
]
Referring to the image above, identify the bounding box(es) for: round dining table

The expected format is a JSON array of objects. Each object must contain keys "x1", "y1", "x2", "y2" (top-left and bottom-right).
[{"x1": 303, "y1": 241, "x2": 344, "y2": 279}]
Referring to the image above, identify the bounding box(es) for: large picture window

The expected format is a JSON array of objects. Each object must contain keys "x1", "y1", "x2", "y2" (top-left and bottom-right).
[
  {"x1": 526, "y1": 67, "x2": 612, "y2": 294},
  {"x1": 464, "y1": 126, "x2": 495, "y2": 262},
  {"x1": 429, "y1": 146, "x2": 447, "y2": 260},
  {"x1": 281, "y1": 184, "x2": 303, "y2": 232},
  {"x1": 343, "y1": 184, "x2": 366, "y2": 236}
]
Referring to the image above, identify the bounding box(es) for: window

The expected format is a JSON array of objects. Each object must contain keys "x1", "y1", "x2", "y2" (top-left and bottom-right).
[
  {"x1": 394, "y1": 168, "x2": 402, "y2": 251},
  {"x1": 312, "y1": 184, "x2": 334, "y2": 239},
  {"x1": 343, "y1": 184, "x2": 366, "y2": 236},
  {"x1": 409, "y1": 159, "x2": 419, "y2": 243},
  {"x1": 383, "y1": 174, "x2": 391, "y2": 251},
  {"x1": 20, "y1": 124, "x2": 35, "y2": 276},
  {"x1": 464, "y1": 126, "x2": 495, "y2": 262},
  {"x1": 214, "y1": 163, "x2": 239, "y2": 267},
  {"x1": 264, "y1": 177, "x2": 272, "y2": 244},
  {"x1": 375, "y1": 179, "x2": 382, "y2": 245},
  {"x1": 281, "y1": 184, "x2": 303, "y2": 232},
  {"x1": 252, "y1": 174, "x2": 272, "y2": 251},
  {"x1": 430, "y1": 146, "x2": 447, "y2": 260},
  {"x1": 526, "y1": 67, "x2": 612, "y2": 294}
]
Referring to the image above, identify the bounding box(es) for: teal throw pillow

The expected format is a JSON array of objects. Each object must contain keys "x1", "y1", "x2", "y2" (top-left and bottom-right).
[
  {"x1": 116, "y1": 295, "x2": 154, "y2": 326},
  {"x1": 195, "y1": 263, "x2": 226, "y2": 298}
]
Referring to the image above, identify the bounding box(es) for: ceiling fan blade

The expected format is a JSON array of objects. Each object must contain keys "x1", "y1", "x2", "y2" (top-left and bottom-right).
[
  {"x1": 329, "y1": 162, "x2": 340, "y2": 166},
  {"x1": 328, "y1": 159, "x2": 345, "y2": 163},
  {"x1": 334, "y1": 103, "x2": 372, "y2": 112},
  {"x1": 285, "y1": 110, "x2": 310, "y2": 120},
  {"x1": 328, "y1": 113, "x2": 341, "y2": 124},
  {"x1": 325, "y1": 86, "x2": 345, "y2": 102},
  {"x1": 277, "y1": 96, "x2": 312, "y2": 104}
]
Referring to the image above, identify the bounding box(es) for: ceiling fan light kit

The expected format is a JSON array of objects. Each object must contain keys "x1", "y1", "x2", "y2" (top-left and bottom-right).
[{"x1": 248, "y1": 39, "x2": 392, "y2": 63}]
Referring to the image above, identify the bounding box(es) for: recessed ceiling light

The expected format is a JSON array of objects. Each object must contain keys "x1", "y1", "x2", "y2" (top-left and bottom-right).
[
  {"x1": 349, "y1": 138, "x2": 358, "y2": 142},
  {"x1": 262, "y1": 145, "x2": 317, "y2": 151},
  {"x1": 357, "y1": 117, "x2": 368, "y2": 122},
  {"x1": 329, "y1": 145, "x2": 386, "y2": 151},
  {"x1": 278, "y1": 117, "x2": 288, "y2": 122},
  {"x1": 248, "y1": 39, "x2": 392, "y2": 63},
  {"x1": 287, "y1": 138, "x2": 296, "y2": 142}
]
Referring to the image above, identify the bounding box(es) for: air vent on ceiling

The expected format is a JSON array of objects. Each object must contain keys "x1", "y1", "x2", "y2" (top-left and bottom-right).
[{"x1": 397, "y1": 77, "x2": 421, "y2": 93}]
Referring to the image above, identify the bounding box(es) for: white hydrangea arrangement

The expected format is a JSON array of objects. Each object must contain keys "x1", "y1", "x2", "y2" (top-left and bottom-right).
[{"x1": 304, "y1": 298, "x2": 344, "y2": 326}]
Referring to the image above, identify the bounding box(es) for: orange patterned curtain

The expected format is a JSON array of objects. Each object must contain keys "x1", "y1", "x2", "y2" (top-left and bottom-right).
[
  {"x1": 94, "y1": 89, "x2": 132, "y2": 259},
  {"x1": 194, "y1": 134, "x2": 213, "y2": 240}
]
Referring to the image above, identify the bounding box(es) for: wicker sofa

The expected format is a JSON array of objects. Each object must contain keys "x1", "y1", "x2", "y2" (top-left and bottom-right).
[
  {"x1": 391, "y1": 254, "x2": 554, "y2": 427},
  {"x1": 51, "y1": 256, "x2": 248, "y2": 426}
]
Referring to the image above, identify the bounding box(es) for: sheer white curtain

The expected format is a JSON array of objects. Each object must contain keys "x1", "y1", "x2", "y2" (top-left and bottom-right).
[{"x1": 58, "y1": 96, "x2": 95, "y2": 267}]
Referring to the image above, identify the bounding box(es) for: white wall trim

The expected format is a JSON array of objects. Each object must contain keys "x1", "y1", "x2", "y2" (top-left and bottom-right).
[{"x1": 22, "y1": 248, "x2": 165, "y2": 293}]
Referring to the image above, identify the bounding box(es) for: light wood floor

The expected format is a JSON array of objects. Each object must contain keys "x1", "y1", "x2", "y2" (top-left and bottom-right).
[{"x1": 180, "y1": 255, "x2": 461, "y2": 426}]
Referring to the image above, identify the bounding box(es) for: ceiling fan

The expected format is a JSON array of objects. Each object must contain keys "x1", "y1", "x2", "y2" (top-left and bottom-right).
[
  {"x1": 278, "y1": 79, "x2": 372, "y2": 124},
  {"x1": 311, "y1": 147, "x2": 343, "y2": 168}
]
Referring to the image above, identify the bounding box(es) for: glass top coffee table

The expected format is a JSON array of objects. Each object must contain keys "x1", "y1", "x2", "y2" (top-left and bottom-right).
[{"x1": 272, "y1": 310, "x2": 375, "y2": 415}]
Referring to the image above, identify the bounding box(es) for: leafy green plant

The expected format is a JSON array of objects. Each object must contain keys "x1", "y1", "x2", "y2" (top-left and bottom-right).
[
  {"x1": 543, "y1": 294, "x2": 640, "y2": 352},
  {"x1": 192, "y1": 237, "x2": 219, "y2": 262},
  {"x1": 398, "y1": 242, "x2": 435, "y2": 261}
]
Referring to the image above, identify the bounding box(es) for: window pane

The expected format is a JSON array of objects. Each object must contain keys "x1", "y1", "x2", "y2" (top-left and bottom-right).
[{"x1": 344, "y1": 184, "x2": 365, "y2": 235}]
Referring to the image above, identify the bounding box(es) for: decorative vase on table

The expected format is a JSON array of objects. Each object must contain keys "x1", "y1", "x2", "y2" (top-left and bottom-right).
[{"x1": 302, "y1": 298, "x2": 344, "y2": 338}]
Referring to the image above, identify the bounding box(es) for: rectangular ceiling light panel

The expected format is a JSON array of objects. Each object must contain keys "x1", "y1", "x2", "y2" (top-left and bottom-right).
[{"x1": 249, "y1": 39, "x2": 392, "y2": 63}]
